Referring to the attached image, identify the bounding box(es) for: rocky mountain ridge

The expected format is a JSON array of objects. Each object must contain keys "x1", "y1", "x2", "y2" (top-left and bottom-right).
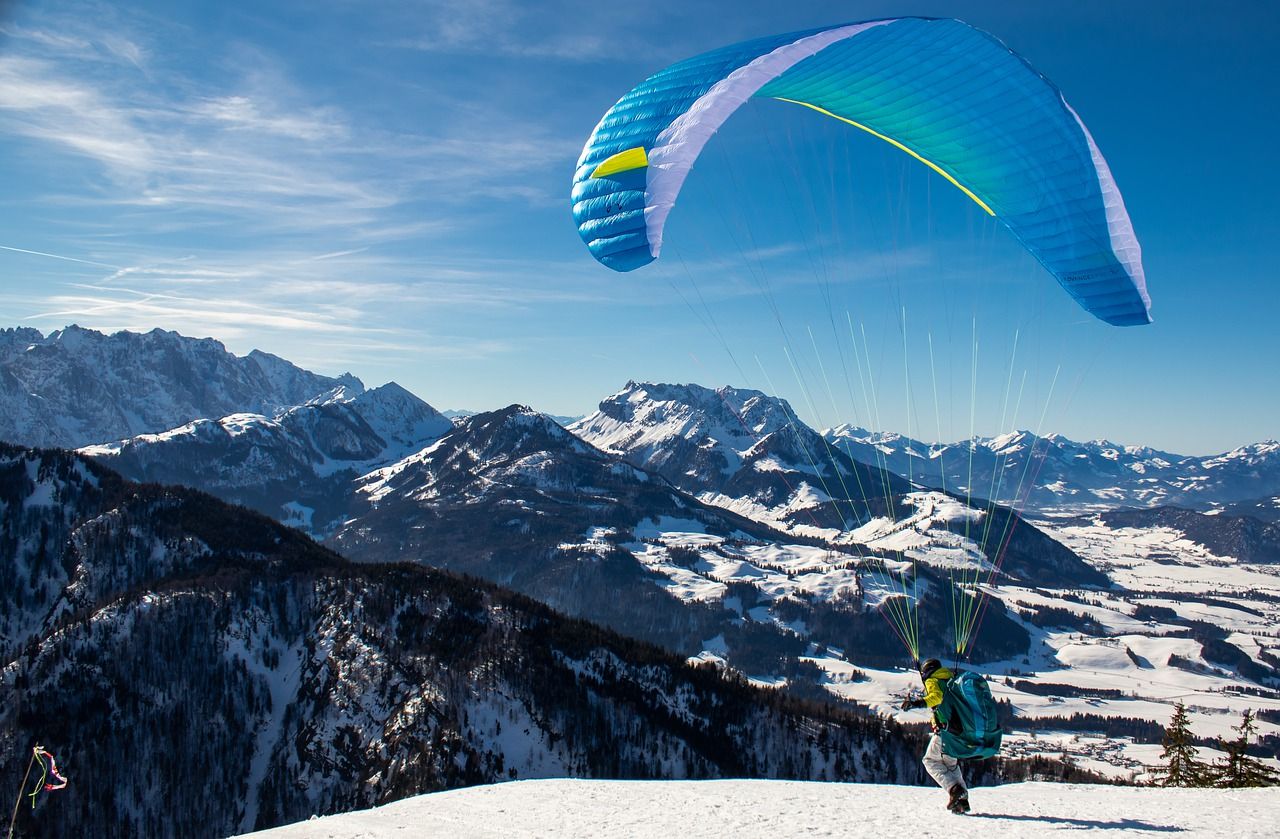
[
  {"x1": 0, "y1": 325, "x2": 361, "y2": 449},
  {"x1": 81, "y1": 382, "x2": 451, "y2": 536}
]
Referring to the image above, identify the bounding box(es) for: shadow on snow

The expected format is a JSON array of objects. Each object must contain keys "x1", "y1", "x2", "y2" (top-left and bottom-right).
[{"x1": 966, "y1": 813, "x2": 1183, "y2": 833}]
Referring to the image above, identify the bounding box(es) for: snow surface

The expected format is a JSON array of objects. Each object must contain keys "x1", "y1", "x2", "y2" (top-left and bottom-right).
[{"x1": 240, "y1": 778, "x2": 1278, "y2": 838}]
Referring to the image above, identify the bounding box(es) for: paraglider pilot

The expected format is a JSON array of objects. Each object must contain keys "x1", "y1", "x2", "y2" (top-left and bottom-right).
[{"x1": 900, "y1": 658, "x2": 969, "y2": 814}]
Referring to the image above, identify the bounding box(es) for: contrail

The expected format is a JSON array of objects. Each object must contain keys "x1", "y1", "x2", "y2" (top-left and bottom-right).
[
  {"x1": 307, "y1": 247, "x2": 369, "y2": 262},
  {"x1": 0, "y1": 245, "x2": 121, "y2": 270}
]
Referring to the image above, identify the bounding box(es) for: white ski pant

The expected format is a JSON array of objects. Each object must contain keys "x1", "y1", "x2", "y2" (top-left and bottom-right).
[{"x1": 922, "y1": 733, "x2": 964, "y2": 791}]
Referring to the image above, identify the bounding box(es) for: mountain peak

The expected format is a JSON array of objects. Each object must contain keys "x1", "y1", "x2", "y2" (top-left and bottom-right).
[
  {"x1": 362, "y1": 381, "x2": 415, "y2": 400},
  {"x1": 352, "y1": 382, "x2": 441, "y2": 418},
  {"x1": 355, "y1": 404, "x2": 599, "y2": 506},
  {"x1": 986, "y1": 430, "x2": 1038, "y2": 454},
  {"x1": 467, "y1": 404, "x2": 578, "y2": 443},
  {"x1": 48, "y1": 323, "x2": 99, "y2": 351},
  {"x1": 442, "y1": 405, "x2": 599, "y2": 470},
  {"x1": 590, "y1": 381, "x2": 796, "y2": 442},
  {"x1": 0, "y1": 325, "x2": 366, "y2": 449},
  {"x1": 571, "y1": 380, "x2": 915, "y2": 533},
  {"x1": 1, "y1": 325, "x2": 44, "y2": 341}
]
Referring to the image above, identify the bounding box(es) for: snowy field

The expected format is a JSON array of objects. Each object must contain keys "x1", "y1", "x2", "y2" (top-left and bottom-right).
[
  {"x1": 241, "y1": 778, "x2": 1278, "y2": 838},
  {"x1": 587, "y1": 502, "x2": 1280, "y2": 778}
]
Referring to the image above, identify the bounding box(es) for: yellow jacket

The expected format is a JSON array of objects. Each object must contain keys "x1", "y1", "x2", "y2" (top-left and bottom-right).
[{"x1": 922, "y1": 666, "x2": 954, "y2": 726}]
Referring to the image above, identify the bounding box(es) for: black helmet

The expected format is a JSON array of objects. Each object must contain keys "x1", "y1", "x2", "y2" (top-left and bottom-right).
[{"x1": 918, "y1": 658, "x2": 942, "y2": 678}]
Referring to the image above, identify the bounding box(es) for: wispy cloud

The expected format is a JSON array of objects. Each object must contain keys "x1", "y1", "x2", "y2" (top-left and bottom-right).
[
  {"x1": 0, "y1": 2, "x2": 575, "y2": 249},
  {"x1": 0, "y1": 24, "x2": 94, "y2": 53},
  {"x1": 306, "y1": 247, "x2": 369, "y2": 262},
  {"x1": 386, "y1": 0, "x2": 618, "y2": 61},
  {"x1": 383, "y1": 0, "x2": 718, "y2": 65},
  {"x1": 0, "y1": 18, "x2": 144, "y2": 66},
  {"x1": 0, "y1": 54, "x2": 389, "y2": 235},
  {"x1": 0, "y1": 54, "x2": 156, "y2": 176},
  {"x1": 30, "y1": 287, "x2": 367, "y2": 334},
  {"x1": 190, "y1": 95, "x2": 348, "y2": 143},
  {"x1": 99, "y1": 33, "x2": 145, "y2": 68}
]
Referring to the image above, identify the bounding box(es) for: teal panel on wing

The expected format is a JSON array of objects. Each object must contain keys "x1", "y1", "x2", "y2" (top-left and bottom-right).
[{"x1": 756, "y1": 18, "x2": 1149, "y2": 325}]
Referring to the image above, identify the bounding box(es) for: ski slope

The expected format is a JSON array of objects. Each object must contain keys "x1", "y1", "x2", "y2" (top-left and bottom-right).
[{"x1": 242, "y1": 778, "x2": 1278, "y2": 838}]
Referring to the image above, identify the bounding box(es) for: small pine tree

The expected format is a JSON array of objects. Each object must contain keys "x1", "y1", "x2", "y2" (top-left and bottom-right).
[
  {"x1": 1153, "y1": 702, "x2": 1208, "y2": 787},
  {"x1": 1214, "y1": 710, "x2": 1280, "y2": 788}
]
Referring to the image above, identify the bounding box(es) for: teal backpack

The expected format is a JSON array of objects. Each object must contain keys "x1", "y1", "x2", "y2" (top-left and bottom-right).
[{"x1": 938, "y1": 670, "x2": 1003, "y2": 760}]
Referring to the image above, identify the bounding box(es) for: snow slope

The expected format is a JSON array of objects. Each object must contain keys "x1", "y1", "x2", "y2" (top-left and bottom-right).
[{"x1": 241, "y1": 778, "x2": 1278, "y2": 838}]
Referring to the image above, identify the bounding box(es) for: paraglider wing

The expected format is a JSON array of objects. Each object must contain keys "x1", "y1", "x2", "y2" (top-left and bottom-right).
[{"x1": 571, "y1": 17, "x2": 1151, "y2": 327}]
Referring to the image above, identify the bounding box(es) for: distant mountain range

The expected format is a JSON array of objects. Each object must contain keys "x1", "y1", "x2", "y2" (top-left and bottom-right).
[
  {"x1": 71, "y1": 367, "x2": 1103, "y2": 673},
  {"x1": 6, "y1": 325, "x2": 1275, "y2": 522},
  {"x1": 824, "y1": 425, "x2": 1280, "y2": 514},
  {"x1": 4, "y1": 325, "x2": 1278, "y2": 797},
  {"x1": 1, "y1": 330, "x2": 1265, "y2": 654}
]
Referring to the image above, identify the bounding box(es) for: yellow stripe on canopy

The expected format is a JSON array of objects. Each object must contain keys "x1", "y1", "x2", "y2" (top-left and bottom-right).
[
  {"x1": 590, "y1": 146, "x2": 649, "y2": 179},
  {"x1": 773, "y1": 96, "x2": 996, "y2": 216}
]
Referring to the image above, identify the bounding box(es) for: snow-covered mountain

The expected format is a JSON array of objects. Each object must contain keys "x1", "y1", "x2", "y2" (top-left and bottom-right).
[
  {"x1": 0, "y1": 325, "x2": 362, "y2": 449},
  {"x1": 824, "y1": 425, "x2": 1280, "y2": 514},
  {"x1": 344, "y1": 382, "x2": 453, "y2": 456},
  {"x1": 2, "y1": 443, "x2": 928, "y2": 837},
  {"x1": 80, "y1": 383, "x2": 451, "y2": 536},
  {"x1": 571, "y1": 382, "x2": 914, "y2": 534},
  {"x1": 334, "y1": 403, "x2": 1118, "y2": 681},
  {"x1": 333, "y1": 404, "x2": 820, "y2": 655},
  {"x1": 569, "y1": 382, "x2": 1098, "y2": 588}
]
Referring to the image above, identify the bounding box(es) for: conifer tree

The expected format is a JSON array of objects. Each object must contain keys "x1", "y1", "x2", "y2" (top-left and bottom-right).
[
  {"x1": 1153, "y1": 702, "x2": 1208, "y2": 787},
  {"x1": 1214, "y1": 709, "x2": 1280, "y2": 788}
]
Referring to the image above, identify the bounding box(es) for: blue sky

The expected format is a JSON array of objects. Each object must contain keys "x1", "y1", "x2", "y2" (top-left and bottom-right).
[{"x1": 0, "y1": 0, "x2": 1276, "y2": 454}]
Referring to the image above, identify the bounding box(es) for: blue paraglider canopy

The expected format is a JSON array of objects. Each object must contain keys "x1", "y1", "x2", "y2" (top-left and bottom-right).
[{"x1": 571, "y1": 17, "x2": 1151, "y2": 326}]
